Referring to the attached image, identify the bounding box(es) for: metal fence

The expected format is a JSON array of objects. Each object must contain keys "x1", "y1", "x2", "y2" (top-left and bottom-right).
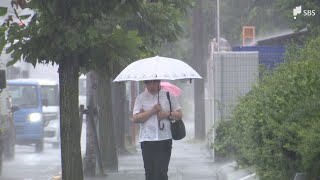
[
  {"x1": 206, "y1": 46, "x2": 286, "y2": 160},
  {"x1": 205, "y1": 52, "x2": 259, "y2": 159}
]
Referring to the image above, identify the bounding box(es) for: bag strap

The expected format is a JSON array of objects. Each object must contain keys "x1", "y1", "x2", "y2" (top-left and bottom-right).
[
  {"x1": 166, "y1": 92, "x2": 172, "y2": 112},
  {"x1": 166, "y1": 92, "x2": 176, "y2": 123}
]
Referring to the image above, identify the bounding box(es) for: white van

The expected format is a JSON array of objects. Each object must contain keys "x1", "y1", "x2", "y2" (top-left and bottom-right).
[{"x1": 35, "y1": 79, "x2": 60, "y2": 148}]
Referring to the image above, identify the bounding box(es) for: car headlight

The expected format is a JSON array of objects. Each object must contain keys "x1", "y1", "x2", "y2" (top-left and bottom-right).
[{"x1": 28, "y1": 113, "x2": 42, "y2": 122}]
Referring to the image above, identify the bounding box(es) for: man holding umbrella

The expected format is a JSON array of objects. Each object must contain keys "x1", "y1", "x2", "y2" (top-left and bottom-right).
[
  {"x1": 113, "y1": 56, "x2": 202, "y2": 180},
  {"x1": 132, "y1": 80, "x2": 182, "y2": 180}
]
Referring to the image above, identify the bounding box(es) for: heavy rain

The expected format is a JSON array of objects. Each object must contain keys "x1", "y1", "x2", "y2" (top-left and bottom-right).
[{"x1": 0, "y1": 0, "x2": 319, "y2": 180}]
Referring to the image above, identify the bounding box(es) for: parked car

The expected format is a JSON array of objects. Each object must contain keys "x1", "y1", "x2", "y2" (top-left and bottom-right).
[
  {"x1": 7, "y1": 79, "x2": 60, "y2": 152},
  {"x1": 44, "y1": 118, "x2": 60, "y2": 148},
  {"x1": 7, "y1": 79, "x2": 46, "y2": 152}
]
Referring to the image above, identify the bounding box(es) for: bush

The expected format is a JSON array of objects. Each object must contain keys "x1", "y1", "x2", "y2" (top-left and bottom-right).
[{"x1": 214, "y1": 37, "x2": 320, "y2": 180}]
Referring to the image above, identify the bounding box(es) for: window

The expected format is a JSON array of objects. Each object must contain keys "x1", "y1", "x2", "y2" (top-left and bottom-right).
[
  {"x1": 9, "y1": 85, "x2": 38, "y2": 107},
  {"x1": 41, "y1": 85, "x2": 59, "y2": 106}
]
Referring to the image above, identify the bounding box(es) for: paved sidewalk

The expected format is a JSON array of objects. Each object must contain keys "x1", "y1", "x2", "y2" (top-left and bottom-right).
[
  {"x1": 85, "y1": 120, "x2": 258, "y2": 180},
  {"x1": 86, "y1": 137, "x2": 219, "y2": 180},
  {"x1": 87, "y1": 142, "x2": 219, "y2": 180}
]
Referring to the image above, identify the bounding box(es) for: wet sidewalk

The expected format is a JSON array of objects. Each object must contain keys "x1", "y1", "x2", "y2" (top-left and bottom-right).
[
  {"x1": 84, "y1": 120, "x2": 258, "y2": 180},
  {"x1": 85, "y1": 120, "x2": 219, "y2": 180}
]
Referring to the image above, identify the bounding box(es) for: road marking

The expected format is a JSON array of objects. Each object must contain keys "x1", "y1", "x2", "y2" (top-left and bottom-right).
[
  {"x1": 52, "y1": 175, "x2": 61, "y2": 179},
  {"x1": 238, "y1": 173, "x2": 256, "y2": 180},
  {"x1": 51, "y1": 171, "x2": 62, "y2": 180}
]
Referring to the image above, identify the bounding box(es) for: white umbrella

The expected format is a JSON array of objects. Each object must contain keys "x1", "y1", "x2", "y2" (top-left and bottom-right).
[
  {"x1": 114, "y1": 56, "x2": 202, "y2": 130},
  {"x1": 113, "y1": 56, "x2": 202, "y2": 82}
]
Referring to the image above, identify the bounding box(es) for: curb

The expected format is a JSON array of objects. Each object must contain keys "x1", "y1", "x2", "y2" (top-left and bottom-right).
[{"x1": 216, "y1": 161, "x2": 259, "y2": 180}]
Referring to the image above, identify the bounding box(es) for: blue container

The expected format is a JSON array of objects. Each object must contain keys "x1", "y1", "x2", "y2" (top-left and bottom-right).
[{"x1": 232, "y1": 46, "x2": 286, "y2": 69}]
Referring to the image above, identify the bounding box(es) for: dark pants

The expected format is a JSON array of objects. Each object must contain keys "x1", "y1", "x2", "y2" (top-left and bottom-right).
[{"x1": 140, "y1": 139, "x2": 172, "y2": 180}]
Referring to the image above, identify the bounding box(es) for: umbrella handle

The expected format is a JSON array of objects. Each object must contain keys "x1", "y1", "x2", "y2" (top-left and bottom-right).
[
  {"x1": 158, "y1": 85, "x2": 160, "y2": 103},
  {"x1": 159, "y1": 120, "x2": 164, "y2": 130},
  {"x1": 157, "y1": 85, "x2": 164, "y2": 130}
]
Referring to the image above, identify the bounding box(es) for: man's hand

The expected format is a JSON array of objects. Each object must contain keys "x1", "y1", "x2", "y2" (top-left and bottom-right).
[
  {"x1": 157, "y1": 111, "x2": 170, "y2": 120},
  {"x1": 152, "y1": 103, "x2": 162, "y2": 114}
]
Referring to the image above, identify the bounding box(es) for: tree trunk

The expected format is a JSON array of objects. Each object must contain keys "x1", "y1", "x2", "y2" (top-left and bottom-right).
[
  {"x1": 112, "y1": 82, "x2": 127, "y2": 154},
  {"x1": 192, "y1": 0, "x2": 206, "y2": 140},
  {"x1": 0, "y1": 137, "x2": 3, "y2": 175},
  {"x1": 97, "y1": 76, "x2": 118, "y2": 172},
  {"x1": 59, "y1": 55, "x2": 84, "y2": 180},
  {"x1": 83, "y1": 72, "x2": 97, "y2": 176}
]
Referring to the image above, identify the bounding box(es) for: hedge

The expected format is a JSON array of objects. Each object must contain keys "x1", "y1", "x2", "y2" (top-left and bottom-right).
[{"x1": 214, "y1": 37, "x2": 320, "y2": 180}]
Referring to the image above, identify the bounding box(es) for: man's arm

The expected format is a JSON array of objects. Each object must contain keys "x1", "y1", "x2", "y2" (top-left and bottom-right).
[
  {"x1": 169, "y1": 109, "x2": 182, "y2": 120},
  {"x1": 132, "y1": 104, "x2": 161, "y2": 123}
]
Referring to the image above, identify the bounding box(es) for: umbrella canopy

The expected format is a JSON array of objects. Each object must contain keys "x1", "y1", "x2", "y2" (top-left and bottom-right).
[
  {"x1": 160, "y1": 82, "x2": 182, "y2": 96},
  {"x1": 113, "y1": 56, "x2": 202, "y2": 82}
]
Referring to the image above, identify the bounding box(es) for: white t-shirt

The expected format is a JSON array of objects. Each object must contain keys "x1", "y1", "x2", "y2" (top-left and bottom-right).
[{"x1": 133, "y1": 89, "x2": 181, "y2": 142}]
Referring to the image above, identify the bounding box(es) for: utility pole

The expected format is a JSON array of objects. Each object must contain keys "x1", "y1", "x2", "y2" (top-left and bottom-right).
[{"x1": 217, "y1": 0, "x2": 220, "y2": 52}]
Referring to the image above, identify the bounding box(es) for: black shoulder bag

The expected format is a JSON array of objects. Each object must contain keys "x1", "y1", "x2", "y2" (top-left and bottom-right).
[{"x1": 166, "y1": 92, "x2": 186, "y2": 140}]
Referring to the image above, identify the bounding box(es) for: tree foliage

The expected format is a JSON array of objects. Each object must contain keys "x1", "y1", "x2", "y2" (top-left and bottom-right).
[
  {"x1": 208, "y1": 0, "x2": 320, "y2": 45},
  {"x1": 2, "y1": 1, "x2": 145, "y2": 69},
  {"x1": 1, "y1": 1, "x2": 194, "y2": 179},
  {"x1": 214, "y1": 37, "x2": 320, "y2": 179},
  {"x1": 213, "y1": 0, "x2": 288, "y2": 45},
  {"x1": 1, "y1": 0, "x2": 193, "y2": 71},
  {"x1": 276, "y1": 0, "x2": 320, "y2": 35}
]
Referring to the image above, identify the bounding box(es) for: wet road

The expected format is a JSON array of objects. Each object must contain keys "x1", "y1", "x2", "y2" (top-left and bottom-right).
[
  {"x1": 1, "y1": 123, "x2": 86, "y2": 180},
  {"x1": 1, "y1": 144, "x2": 61, "y2": 180}
]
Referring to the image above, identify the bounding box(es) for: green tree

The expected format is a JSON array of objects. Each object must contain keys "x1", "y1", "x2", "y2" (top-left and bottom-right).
[
  {"x1": 205, "y1": 0, "x2": 289, "y2": 45},
  {"x1": 91, "y1": 0, "x2": 194, "y2": 173},
  {"x1": 215, "y1": 37, "x2": 320, "y2": 179},
  {"x1": 276, "y1": 0, "x2": 320, "y2": 35},
  {"x1": 2, "y1": 2, "x2": 144, "y2": 180},
  {"x1": 1, "y1": 0, "x2": 194, "y2": 179},
  {"x1": 219, "y1": 0, "x2": 320, "y2": 44}
]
